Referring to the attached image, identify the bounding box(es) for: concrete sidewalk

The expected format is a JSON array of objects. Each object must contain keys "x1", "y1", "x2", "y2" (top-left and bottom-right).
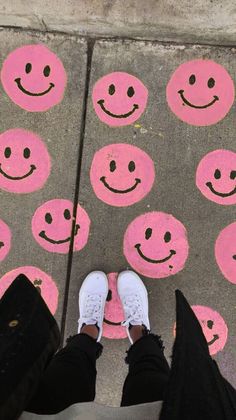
[
  {"x1": 1, "y1": 0, "x2": 236, "y2": 45},
  {"x1": 0, "y1": 0, "x2": 236, "y2": 412}
]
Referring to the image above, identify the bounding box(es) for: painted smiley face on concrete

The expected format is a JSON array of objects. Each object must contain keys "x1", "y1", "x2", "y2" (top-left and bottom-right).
[
  {"x1": 196, "y1": 149, "x2": 236, "y2": 205},
  {"x1": 0, "y1": 128, "x2": 51, "y2": 194},
  {"x1": 103, "y1": 273, "x2": 127, "y2": 339},
  {"x1": 32, "y1": 199, "x2": 91, "y2": 254},
  {"x1": 0, "y1": 266, "x2": 58, "y2": 314},
  {"x1": 0, "y1": 219, "x2": 11, "y2": 262},
  {"x1": 92, "y1": 72, "x2": 148, "y2": 126},
  {"x1": 192, "y1": 305, "x2": 228, "y2": 355},
  {"x1": 1, "y1": 44, "x2": 67, "y2": 112},
  {"x1": 166, "y1": 59, "x2": 235, "y2": 126},
  {"x1": 215, "y1": 221, "x2": 236, "y2": 285},
  {"x1": 90, "y1": 144, "x2": 155, "y2": 207},
  {"x1": 123, "y1": 212, "x2": 189, "y2": 278}
]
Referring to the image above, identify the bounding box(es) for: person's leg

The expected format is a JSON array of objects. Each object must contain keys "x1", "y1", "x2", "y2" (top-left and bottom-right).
[
  {"x1": 26, "y1": 329, "x2": 102, "y2": 414},
  {"x1": 26, "y1": 271, "x2": 108, "y2": 415},
  {"x1": 121, "y1": 326, "x2": 170, "y2": 406},
  {"x1": 117, "y1": 271, "x2": 170, "y2": 406}
]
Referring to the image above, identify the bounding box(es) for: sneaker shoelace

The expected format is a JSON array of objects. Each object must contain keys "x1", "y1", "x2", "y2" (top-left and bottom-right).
[
  {"x1": 121, "y1": 294, "x2": 144, "y2": 327},
  {"x1": 80, "y1": 293, "x2": 102, "y2": 325}
]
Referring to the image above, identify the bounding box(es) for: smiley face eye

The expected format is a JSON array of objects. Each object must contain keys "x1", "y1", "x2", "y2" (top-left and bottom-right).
[
  {"x1": 189, "y1": 74, "x2": 196, "y2": 85},
  {"x1": 4, "y1": 147, "x2": 11, "y2": 158},
  {"x1": 128, "y1": 161, "x2": 135, "y2": 172},
  {"x1": 43, "y1": 65, "x2": 51, "y2": 77},
  {"x1": 145, "y1": 227, "x2": 152, "y2": 240},
  {"x1": 45, "y1": 212, "x2": 52, "y2": 224},
  {"x1": 207, "y1": 320, "x2": 214, "y2": 329},
  {"x1": 106, "y1": 289, "x2": 112, "y2": 301},
  {"x1": 110, "y1": 160, "x2": 116, "y2": 172},
  {"x1": 127, "y1": 86, "x2": 135, "y2": 97},
  {"x1": 230, "y1": 170, "x2": 236, "y2": 180},
  {"x1": 214, "y1": 169, "x2": 221, "y2": 179},
  {"x1": 25, "y1": 63, "x2": 32, "y2": 74},
  {"x1": 23, "y1": 148, "x2": 30, "y2": 159},
  {"x1": 208, "y1": 78, "x2": 215, "y2": 88},
  {"x1": 164, "y1": 231, "x2": 171, "y2": 242},
  {"x1": 64, "y1": 209, "x2": 71, "y2": 220},
  {"x1": 232, "y1": 255, "x2": 236, "y2": 260},
  {"x1": 108, "y1": 84, "x2": 115, "y2": 95}
]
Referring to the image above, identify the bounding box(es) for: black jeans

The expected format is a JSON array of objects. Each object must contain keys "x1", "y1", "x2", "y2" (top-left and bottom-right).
[{"x1": 26, "y1": 332, "x2": 170, "y2": 414}]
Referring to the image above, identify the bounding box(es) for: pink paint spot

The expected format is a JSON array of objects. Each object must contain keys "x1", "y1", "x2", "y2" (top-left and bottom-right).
[
  {"x1": 90, "y1": 143, "x2": 155, "y2": 207},
  {"x1": 192, "y1": 305, "x2": 228, "y2": 355},
  {"x1": 0, "y1": 128, "x2": 51, "y2": 193},
  {"x1": 103, "y1": 272, "x2": 127, "y2": 339},
  {"x1": 0, "y1": 266, "x2": 58, "y2": 314},
  {"x1": 215, "y1": 221, "x2": 236, "y2": 284},
  {"x1": 1, "y1": 44, "x2": 67, "y2": 112},
  {"x1": 32, "y1": 199, "x2": 91, "y2": 254},
  {"x1": 0, "y1": 219, "x2": 11, "y2": 261},
  {"x1": 166, "y1": 59, "x2": 234, "y2": 126},
  {"x1": 123, "y1": 212, "x2": 189, "y2": 279},
  {"x1": 92, "y1": 72, "x2": 148, "y2": 126},
  {"x1": 196, "y1": 149, "x2": 236, "y2": 205}
]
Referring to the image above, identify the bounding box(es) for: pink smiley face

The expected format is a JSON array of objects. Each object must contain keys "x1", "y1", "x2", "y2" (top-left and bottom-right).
[
  {"x1": 103, "y1": 273, "x2": 127, "y2": 339},
  {"x1": 0, "y1": 219, "x2": 11, "y2": 262},
  {"x1": 1, "y1": 44, "x2": 67, "y2": 112},
  {"x1": 32, "y1": 199, "x2": 91, "y2": 254},
  {"x1": 0, "y1": 128, "x2": 51, "y2": 194},
  {"x1": 215, "y1": 222, "x2": 236, "y2": 285},
  {"x1": 192, "y1": 305, "x2": 228, "y2": 355},
  {"x1": 166, "y1": 59, "x2": 235, "y2": 126},
  {"x1": 90, "y1": 144, "x2": 155, "y2": 207},
  {"x1": 196, "y1": 149, "x2": 236, "y2": 205},
  {"x1": 123, "y1": 212, "x2": 189, "y2": 279},
  {"x1": 0, "y1": 266, "x2": 58, "y2": 314},
  {"x1": 92, "y1": 72, "x2": 148, "y2": 126}
]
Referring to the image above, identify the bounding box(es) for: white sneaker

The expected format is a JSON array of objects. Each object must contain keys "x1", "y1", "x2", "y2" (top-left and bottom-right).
[
  {"x1": 78, "y1": 271, "x2": 108, "y2": 342},
  {"x1": 117, "y1": 270, "x2": 150, "y2": 344}
]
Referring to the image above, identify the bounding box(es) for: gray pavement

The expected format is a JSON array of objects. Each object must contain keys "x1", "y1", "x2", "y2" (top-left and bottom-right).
[
  {"x1": 1, "y1": 0, "x2": 236, "y2": 46},
  {"x1": 65, "y1": 39, "x2": 236, "y2": 405},
  {"x1": 0, "y1": 28, "x2": 87, "y2": 328},
  {"x1": 0, "y1": 11, "x2": 236, "y2": 415}
]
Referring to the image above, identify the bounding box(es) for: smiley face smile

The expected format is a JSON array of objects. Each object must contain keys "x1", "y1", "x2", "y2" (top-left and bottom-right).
[
  {"x1": 206, "y1": 181, "x2": 236, "y2": 197},
  {"x1": 104, "y1": 318, "x2": 122, "y2": 326},
  {"x1": 135, "y1": 243, "x2": 176, "y2": 264},
  {"x1": 39, "y1": 224, "x2": 80, "y2": 245},
  {"x1": 208, "y1": 334, "x2": 219, "y2": 346},
  {"x1": 100, "y1": 176, "x2": 141, "y2": 194},
  {"x1": 178, "y1": 89, "x2": 219, "y2": 109},
  {"x1": 97, "y1": 99, "x2": 139, "y2": 118},
  {"x1": 0, "y1": 163, "x2": 36, "y2": 180},
  {"x1": 14, "y1": 78, "x2": 55, "y2": 97}
]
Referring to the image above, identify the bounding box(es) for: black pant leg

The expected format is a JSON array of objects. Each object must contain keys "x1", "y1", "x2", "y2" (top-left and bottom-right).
[
  {"x1": 121, "y1": 333, "x2": 170, "y2": 406},
  {"x1": 25, "y1": 333, "x2": 103, "y2": 415}
]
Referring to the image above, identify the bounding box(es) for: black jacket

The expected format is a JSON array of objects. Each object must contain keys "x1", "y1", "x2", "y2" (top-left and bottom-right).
[
  {"x1": 0, "y1": 274, "x2": 60, "y2": 420},
  {"x1": 160, "y1": 290, "x2": 236, "y2": 420}
]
